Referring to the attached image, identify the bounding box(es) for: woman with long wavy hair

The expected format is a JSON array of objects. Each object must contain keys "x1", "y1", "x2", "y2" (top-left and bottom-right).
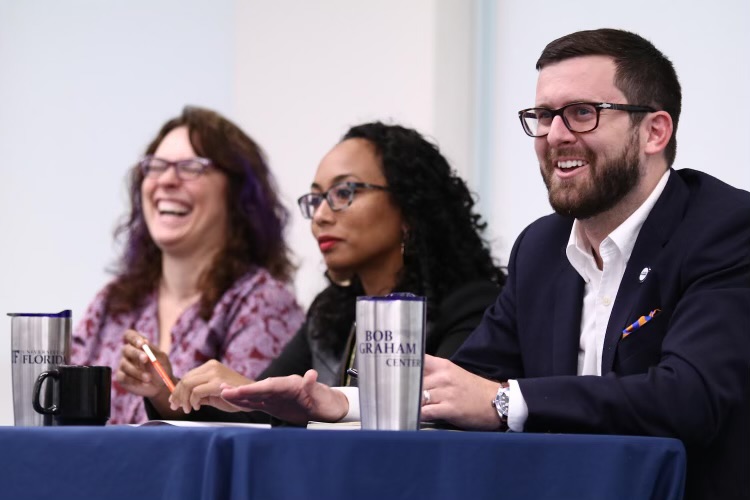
[
  {"x1": 161, "y1": 121, "x2": 505, "y2": 424},
  {"x1": 72, "y1": 106, "x2": 304, "y2": 424}
]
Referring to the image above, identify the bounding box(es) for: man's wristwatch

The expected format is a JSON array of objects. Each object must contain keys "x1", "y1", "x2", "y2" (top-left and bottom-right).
[{"x1": 492, "y1": 382, "x2": 510, "y2": 429}]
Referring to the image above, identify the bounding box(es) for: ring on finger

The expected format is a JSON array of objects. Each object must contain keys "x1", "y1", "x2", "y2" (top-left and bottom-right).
[{"x1": 422, "y1": 389, "x2": 431, "y2": 405}]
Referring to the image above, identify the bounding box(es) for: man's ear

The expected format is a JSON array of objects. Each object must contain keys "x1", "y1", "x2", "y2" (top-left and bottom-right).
[{"x1": 642, "y1": 111, "x2": 673, "y2": 156}]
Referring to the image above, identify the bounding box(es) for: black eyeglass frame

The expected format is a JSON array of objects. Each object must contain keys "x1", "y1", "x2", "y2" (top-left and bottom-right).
[
  {"x1": 517, "y1": 102, "x2": 657, "y2": 138},
  {"x1": 297, "y1": 181, "x2": 388, "y2": 219},
  {"x1": 138, "y1": 155, "x2": 214, "y2": 181}
]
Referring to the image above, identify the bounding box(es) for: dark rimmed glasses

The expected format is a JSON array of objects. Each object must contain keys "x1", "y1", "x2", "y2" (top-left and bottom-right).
[
  {"x1": 297, "y1": 181, "x2": 388, "y2": 219},
  {"x1": 138, "y1": 155, "x2": 214, "y2": 181},
  {"x1": 518, "y1": 102, "x2": 656, "y2": 137}
]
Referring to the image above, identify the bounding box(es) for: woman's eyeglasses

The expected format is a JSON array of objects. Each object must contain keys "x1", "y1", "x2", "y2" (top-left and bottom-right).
[
  {"x1": 297, "y1": 181, "x2": 388, "y2": 219},
  {"x1": 138, "y1": 155, "x2": 213, "y2": 181}
]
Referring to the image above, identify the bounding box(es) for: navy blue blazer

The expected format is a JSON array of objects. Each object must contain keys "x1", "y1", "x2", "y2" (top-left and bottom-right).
[{"x1": 452, "y1": 169, "x2": 750, "y2": 500}]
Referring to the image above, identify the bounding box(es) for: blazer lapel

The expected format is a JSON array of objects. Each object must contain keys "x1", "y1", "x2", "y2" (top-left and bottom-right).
[
  {"x1": 552, "y1": 262, "x2": 585, "y2": 376},
  {"x1": 600, "y1": 170, "x2": 689, "y2": 374}
]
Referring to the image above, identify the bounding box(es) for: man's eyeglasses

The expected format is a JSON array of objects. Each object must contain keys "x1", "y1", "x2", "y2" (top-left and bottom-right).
[
  {"x1": 297, "y1": 181, "x2": 388, "y2": 219},
  {"x1": 518, "y1": 102, "x2": 656, "y2": 138},
  {"x1": 138, "y1": 155, "x2": 214, "y2": 181}
]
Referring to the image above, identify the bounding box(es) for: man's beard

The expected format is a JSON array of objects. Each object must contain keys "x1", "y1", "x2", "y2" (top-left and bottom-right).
[{"x1": 540, "y1": 129, "x2": 640, "y2": 220}]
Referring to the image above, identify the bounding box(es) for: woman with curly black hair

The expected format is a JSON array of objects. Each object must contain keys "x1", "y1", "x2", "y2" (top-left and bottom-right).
[{"x1": 160, "y1": 122, "x2": 505, "y2": 423}]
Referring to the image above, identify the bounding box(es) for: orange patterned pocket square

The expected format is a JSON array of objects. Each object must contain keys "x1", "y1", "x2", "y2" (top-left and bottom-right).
[{"x1": 621, "y1": 309, "x2": 661, "y2": 339}]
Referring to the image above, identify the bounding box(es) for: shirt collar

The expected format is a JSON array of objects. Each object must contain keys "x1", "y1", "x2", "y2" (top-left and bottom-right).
[{"x1": 566, "y1": 169, "x2": 671, "y2": 281}]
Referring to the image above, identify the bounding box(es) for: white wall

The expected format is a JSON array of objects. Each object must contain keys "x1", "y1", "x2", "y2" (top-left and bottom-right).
[{"x1": 0, "y1": 0, "x2": 748, "y2": 426}]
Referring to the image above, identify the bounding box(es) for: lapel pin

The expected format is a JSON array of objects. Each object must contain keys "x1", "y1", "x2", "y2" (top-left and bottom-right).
[{"x1": 639, "y1": 267, "x2": 650, "y2": 283}]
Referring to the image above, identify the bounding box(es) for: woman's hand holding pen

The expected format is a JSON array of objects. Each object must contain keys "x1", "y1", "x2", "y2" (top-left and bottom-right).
[
  {"x1": 169, "y1": 360, "x2": 252, "y2": 414},
  {"x1": 116, "y1": 329, "x2": 175, "y2": 399}
]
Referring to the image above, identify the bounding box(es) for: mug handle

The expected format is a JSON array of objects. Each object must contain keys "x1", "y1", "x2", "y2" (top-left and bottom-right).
[{"x1": 32, "y1": 369, "x2": 60, "y2": 415}]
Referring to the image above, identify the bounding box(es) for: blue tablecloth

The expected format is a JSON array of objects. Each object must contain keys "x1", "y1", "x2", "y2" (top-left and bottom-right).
[{"x1": 0, "y1": 426, "x2": 685, "y2": 500}]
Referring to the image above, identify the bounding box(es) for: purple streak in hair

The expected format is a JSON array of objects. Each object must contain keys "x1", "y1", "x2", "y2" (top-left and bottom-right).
[{"x1": 236, "y1": 156, "x2": 286, "y2": 260}]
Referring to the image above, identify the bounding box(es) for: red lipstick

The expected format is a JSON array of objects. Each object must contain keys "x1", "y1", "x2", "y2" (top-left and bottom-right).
[{"x1": 317, "y1": 236, "x2": 341, "y2": 252}]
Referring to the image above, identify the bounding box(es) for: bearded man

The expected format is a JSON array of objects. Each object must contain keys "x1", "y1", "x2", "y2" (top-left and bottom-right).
[{"x1": 421, "y1": 28, "x2": 750, "y2": 500}]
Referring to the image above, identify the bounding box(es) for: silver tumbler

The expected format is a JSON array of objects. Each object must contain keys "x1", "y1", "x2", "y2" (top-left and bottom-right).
[
  {"x1": 9, "y1": 310, "x2": 71, "y2": 426},
  {"x1": 355, "y1": 294, "x2": 426, "y2": 430}
]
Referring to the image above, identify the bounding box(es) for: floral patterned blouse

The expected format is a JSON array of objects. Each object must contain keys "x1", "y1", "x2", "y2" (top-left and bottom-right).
[{"x1": 72, "y1": 268, "x2": 304, "y2": 424}]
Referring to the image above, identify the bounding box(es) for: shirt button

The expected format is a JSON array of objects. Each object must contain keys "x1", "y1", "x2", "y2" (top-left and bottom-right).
[{"x1": 601, "y1": 296, "x2": 612, "y2": 306}]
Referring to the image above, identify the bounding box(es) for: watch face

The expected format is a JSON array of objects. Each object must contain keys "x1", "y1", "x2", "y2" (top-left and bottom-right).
[
  {"x1": 494, "y1": 390, "x2": 509, "y2": 417},
  {"x1": 499, "y1": 394, "x2": 509, "y2": 416}
]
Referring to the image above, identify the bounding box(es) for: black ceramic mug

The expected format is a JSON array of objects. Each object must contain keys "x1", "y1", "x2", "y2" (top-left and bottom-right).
[{"x1": 32, "y1": 365, "x2": 111, "y2": 426}]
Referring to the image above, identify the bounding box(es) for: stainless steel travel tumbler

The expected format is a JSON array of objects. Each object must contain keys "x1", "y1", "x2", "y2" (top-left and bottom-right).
[
  {"x1": 9, "y1": 310, "x2": 71, "y2": 426},
  {"x1": 355, "y1": 294, "x2": 425, "y2": 430}
]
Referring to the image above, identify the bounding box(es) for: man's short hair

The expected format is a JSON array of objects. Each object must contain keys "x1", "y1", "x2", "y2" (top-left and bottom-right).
[{"x1": 537, "y1": 28, "x2": 681, "y2": 167}]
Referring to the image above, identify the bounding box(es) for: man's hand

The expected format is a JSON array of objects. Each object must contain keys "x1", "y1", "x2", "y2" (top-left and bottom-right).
[
  {"x1": 420, "y1": 355, "x2": 504, "y2": 430},
  {"x1": 220, "y1": 370, "x2": 349, "y2": 425}
]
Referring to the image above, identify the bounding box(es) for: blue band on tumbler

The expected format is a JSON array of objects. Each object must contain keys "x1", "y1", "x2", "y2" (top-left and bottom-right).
[
  {"x1": 357, "y1": 293, "x2": 424, "y2": 302},
  {"x1": 7, "y1": 310, "x2": 72, "y2": 318}
]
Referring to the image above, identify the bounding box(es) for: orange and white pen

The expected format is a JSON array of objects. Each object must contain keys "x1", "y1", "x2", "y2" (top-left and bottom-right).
[{"x1": 141, "y1": 344, "x2": 176, "y2": 393}]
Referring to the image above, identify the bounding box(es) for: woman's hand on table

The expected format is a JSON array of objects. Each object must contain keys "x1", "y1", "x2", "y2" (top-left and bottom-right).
[{"x1": 220, "y1": 370, "x2": 349, "y2": 425}]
